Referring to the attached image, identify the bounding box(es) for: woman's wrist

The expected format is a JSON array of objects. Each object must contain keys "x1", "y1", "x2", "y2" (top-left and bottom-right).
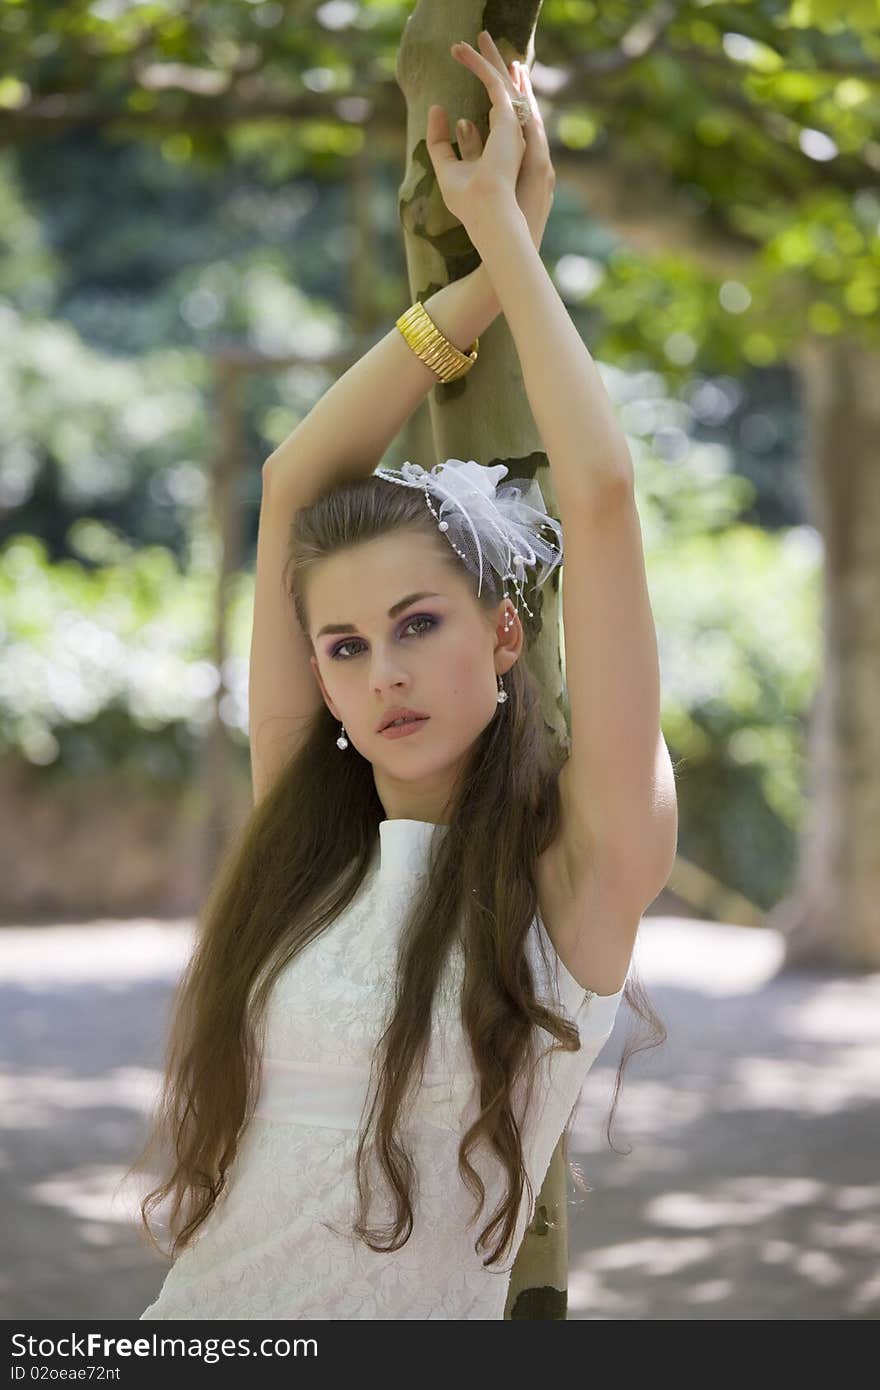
[
  {"x1": 466, "y1": 196, "x2": 530, "y2": 266},
  {"x1": 422, "y1": 263, "x2": 503, "y2": 349},
  {"x1": 419, "y1": 197, "x2": 544, "y2": 350},
  {"x1": 455, "y1": 205, "x2": 543, "y2": 327}
]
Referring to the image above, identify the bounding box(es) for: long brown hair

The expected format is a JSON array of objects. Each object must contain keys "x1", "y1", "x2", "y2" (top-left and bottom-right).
[{"x1": 129, "y1": 473, "x2": 666, "y2": 1269}]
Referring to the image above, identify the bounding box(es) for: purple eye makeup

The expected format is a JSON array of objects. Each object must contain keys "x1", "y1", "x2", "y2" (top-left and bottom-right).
[{"x1": 328, "y1": 613, "x2": 439, "y2": 661}]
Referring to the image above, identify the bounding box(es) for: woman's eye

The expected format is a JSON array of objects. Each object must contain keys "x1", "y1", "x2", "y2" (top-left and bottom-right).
[{"x1": 330, "y1": 613, "x2": 437, "y2": 661}]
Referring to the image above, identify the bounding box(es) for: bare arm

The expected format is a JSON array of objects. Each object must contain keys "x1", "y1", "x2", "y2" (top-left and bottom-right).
[
  {"x1": 262, "y1": 266, "x2": 502, "y2": 498},
  {"x1": 468, "y1": 200, "x2": 634, "y2": 506},
  {"x1": 468, "y1": 195, "x2": 677, "y2": 917}
]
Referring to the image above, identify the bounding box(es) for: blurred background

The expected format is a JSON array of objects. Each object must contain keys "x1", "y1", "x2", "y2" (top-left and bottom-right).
[{"x1": 1, "y1": 0, "x2": 878, "y2": 1320}]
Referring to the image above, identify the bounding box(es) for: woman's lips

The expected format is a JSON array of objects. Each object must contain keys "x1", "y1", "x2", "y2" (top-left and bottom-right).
[{"x1": 379, "y1": 717, "x2": 430, "y2": 740}]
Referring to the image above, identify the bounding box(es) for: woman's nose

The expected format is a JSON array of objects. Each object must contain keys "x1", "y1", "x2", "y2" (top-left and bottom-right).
[{"x1": 372, "y1": 664, "x2": 410, "y2": 691}]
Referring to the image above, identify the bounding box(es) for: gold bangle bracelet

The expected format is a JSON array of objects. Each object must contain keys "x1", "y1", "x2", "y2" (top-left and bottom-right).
[{"x1": 395, "y1": 301, "x2": 479, "y2": 384}]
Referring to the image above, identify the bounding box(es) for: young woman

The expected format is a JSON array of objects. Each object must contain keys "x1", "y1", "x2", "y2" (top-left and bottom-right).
[{"x1": 134, "y1": 31, "x2": 676, "y2": 1320}]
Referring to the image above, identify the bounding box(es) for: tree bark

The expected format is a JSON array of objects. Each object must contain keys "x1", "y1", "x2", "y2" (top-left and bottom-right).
[
  {"x1": 764, "y1": 334, "x2": 880, "y2": 971},
  {"x1": 398, "y1": 0, "x2": 573, "y2": 1319}
]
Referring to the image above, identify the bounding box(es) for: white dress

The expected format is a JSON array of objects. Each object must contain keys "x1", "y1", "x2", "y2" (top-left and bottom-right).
[{"x1": 139, "y1": 818, "x2": 626, "y2": 1320}]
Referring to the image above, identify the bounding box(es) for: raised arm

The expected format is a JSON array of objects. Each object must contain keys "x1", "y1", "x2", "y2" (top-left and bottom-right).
[
  {"x1": 261, "y1": 266, "x2": 499, "y2": 495},
  {"x1": 430, "y1": 35, "x2": 678, "y2": 957},
  {"x1": 472, "y1": 201, "x2": 677, "y2": 915}
]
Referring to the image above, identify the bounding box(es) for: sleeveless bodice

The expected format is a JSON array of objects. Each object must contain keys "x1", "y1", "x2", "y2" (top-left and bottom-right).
[{"x1": 139, "y1": 818, "x2": 626, "y2": 1320}]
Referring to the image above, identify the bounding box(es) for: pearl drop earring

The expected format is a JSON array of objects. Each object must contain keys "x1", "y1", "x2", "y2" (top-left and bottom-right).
[
  {"x1": 497, "y1": 603, "x2": 512, "y2": 701},
  {"x1": 337, "y1": 723, "x2": 348, "y2": 750}
]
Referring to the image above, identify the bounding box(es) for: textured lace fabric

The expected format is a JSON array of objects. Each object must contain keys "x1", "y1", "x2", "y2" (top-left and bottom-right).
[{"x1": 139, "y1": 819, "x2": 626, "y2": 1321}]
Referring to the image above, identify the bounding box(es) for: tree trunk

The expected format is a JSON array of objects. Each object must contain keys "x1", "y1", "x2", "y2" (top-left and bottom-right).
[
  {"x1": 398, "y1": 0, "x2": 572, "y2": 1319},
  {"x1": 765, "y1": 334, "x2": 880, "y2": 971}
]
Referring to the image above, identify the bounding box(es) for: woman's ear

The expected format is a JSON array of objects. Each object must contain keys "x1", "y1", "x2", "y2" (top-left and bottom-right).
[
  {"x1": 310, "y1": 655, "x2": 339, "y2": 720},
  {"x1": 494, "y1": 600, "x2": 523, "y2": 674}
]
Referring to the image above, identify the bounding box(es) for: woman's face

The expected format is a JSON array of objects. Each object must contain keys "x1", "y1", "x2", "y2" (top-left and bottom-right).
[{"x1": 307, "y1": 531, "x2": 521, "y2": 821}]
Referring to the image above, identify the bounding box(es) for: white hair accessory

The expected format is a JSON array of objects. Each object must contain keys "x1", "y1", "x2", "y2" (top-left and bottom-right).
[{"x1": 373, "y1": 457, "x2": 563, "y2": 632}]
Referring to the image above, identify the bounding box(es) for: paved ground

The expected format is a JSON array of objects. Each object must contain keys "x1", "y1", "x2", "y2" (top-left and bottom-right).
[{"x1": 1, "y1": 905, "x2": 877, "y2": 1321}]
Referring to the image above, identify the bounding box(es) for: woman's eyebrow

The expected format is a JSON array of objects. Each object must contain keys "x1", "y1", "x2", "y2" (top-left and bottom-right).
[{"x1": 316, "y1": 591, "x2": 444, "y2": 639}]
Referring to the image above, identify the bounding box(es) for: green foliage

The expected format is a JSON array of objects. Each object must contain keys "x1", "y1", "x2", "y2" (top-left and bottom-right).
[
  {"x1": 0, "y1": 143, "x2": 380, "y2": 558},
  {"x1": 0, "y1": 520, "x2": 253, "y2": 784},
  {"x1": 0, "y1": 1, "x2": 862, "y2": 907},
  {"x1": 3, "y1": 0, "x2": 877, "y2": 356},
  {"x1": 0, "y1": 449, "x2": 822, "y2": 907},
  {"x1": 644, "y1": 480, "x2": 822, "y2": 908}
]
